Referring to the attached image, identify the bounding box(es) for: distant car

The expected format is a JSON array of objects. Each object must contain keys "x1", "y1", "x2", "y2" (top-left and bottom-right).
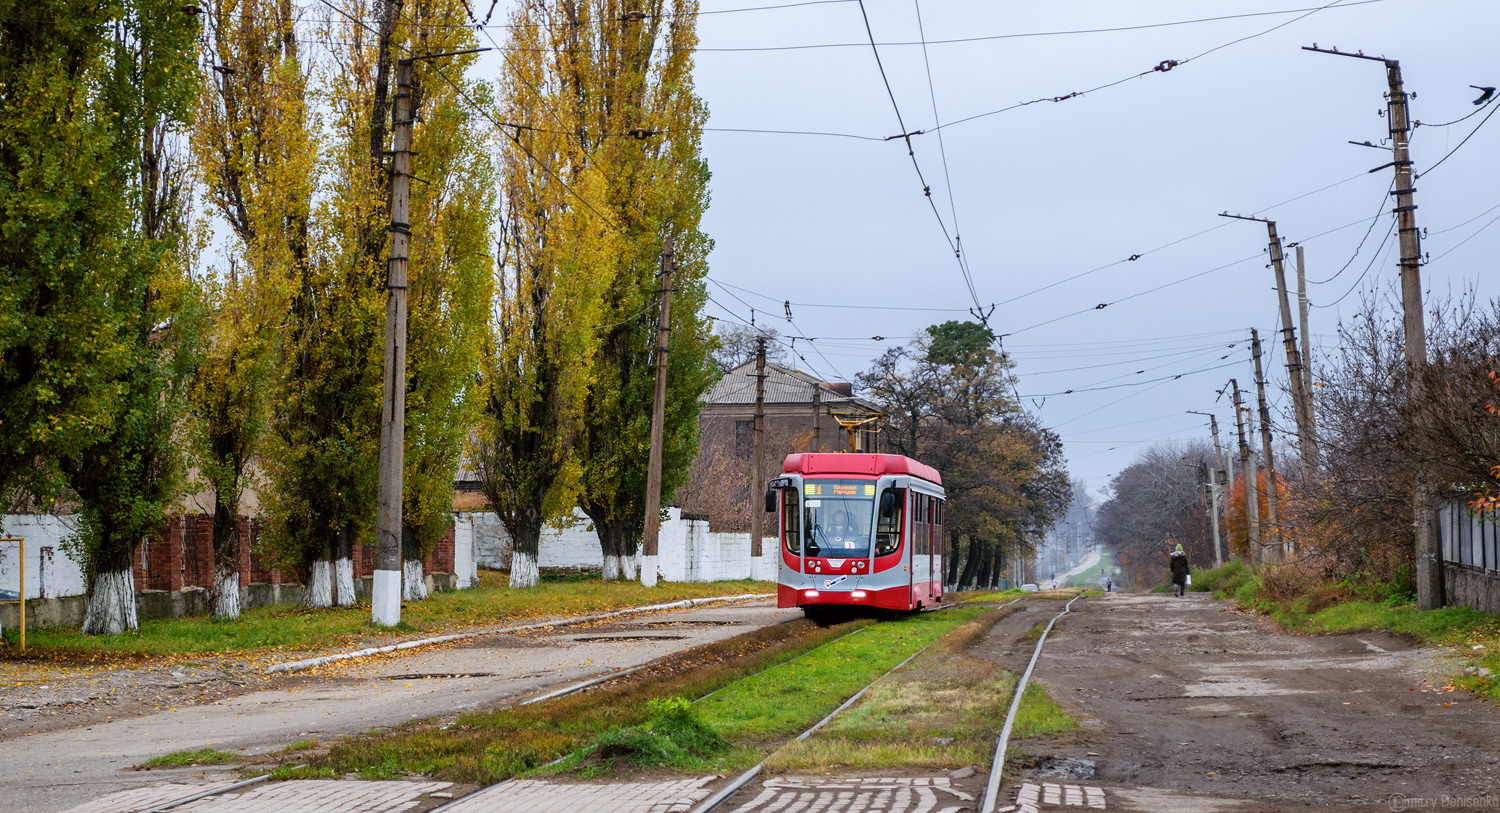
[{"x1": 1020, "y1": 584, "x2": 1039, "y2": 592}]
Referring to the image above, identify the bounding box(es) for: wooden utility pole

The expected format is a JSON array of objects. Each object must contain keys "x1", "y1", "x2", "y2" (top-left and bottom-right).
[
  {"x1": 372, "y1": 58, "x2": 413, "y2": 627},
  {"x1": 1304, "y1": 45, "x2": 1440, "y2": 608},
  {"x1": 1188, "y1": 410, "x2": 1226, "y2": 567},
  {"x1": 1251, "y1": 329, "x2": 1283, "y2": 562},
  {"x1": 750, "y1": 337, "x2": 767, "y2": 561},
  {"x1": 640, "y1": 236, "x2": 674, "y2": 588},
  {"x1": 1296, "y1": 244, "x2": 1316, "y2": 433},
  {"x1": 1231, "y1": 378, "x2": 1261, "y2": 560},
  {"x1": 1220, "y1": 214, "x2": 1316, "y2": 479}
]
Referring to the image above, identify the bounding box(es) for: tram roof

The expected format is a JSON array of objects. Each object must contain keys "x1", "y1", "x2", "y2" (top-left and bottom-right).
[{"x1": 782, "y1": 453, "x2": 941, "y2": 485}]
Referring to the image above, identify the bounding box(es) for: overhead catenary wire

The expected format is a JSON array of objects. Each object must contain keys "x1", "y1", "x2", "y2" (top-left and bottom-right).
[
  {"x1": 1417, "y1": 96, "x2": 1500, "y2": 179},
  {"x1": 853, "y1": 0, "x2": 985, "y2": 315}
]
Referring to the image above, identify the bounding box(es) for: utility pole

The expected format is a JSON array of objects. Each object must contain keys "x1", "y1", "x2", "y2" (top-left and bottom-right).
[
  {"x1": 371, "y1": 46, "x2": 488, "y2": 626},
  {"x1": 1188, "y1": 410, "x2": 1226, "y2": 567},
  {"x1": 1304, "y1": 44, "x2": 1440, "y2": 608},
  {"x1": 1231, "y1": 378, "x2": 1261, "y2": 561},
  {"x1": 1296, "y1": 244, "x2": 1316, "y2": 434},
  {"x1": 750, "y1": 337, "x2": 767, "y2": 563},
  {"x1": 372, "y1": 58, "x2": 413, "y2": 627},
  {"x1": 811, "y1": 382, "x2": 822, "y2": 452},
  {"x1": 640, "y1": 236, "x2": 674, "y2": 588},
  {"x1": 1220, "y1": 214, "x2": 1316, "y2": 479},
  {"x1": 1251, "y1": 329, "x2": 1283, "y2": 562}
]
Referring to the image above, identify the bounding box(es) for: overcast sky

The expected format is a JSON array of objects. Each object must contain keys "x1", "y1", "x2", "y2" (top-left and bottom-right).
[{"x1": 663, "y1": 0, "x2": 1498, "y2": 494}]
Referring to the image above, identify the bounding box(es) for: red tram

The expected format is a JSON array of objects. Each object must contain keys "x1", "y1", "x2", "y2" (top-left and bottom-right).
[{"x1": 765, "y1": 452, "x2": 945, "y2": 616}]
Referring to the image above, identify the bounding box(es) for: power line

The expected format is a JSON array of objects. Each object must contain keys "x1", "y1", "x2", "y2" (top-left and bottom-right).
[
  {"x1": 1429, "y1": 208, "x2": 1500, "y2": 264},
  {"x1": 1018, "y1": 359, "x2": 1240, "y2": 399},
  {"x1": 1305, "y1": 181, "x2": 1392, "y2": 285},
  {"x1": 1417, "y1": 97, "x2": 1500, "y2": 179},
  {"x1": 1310, "y1": 220, "x2": 1396, "y2": 309},
  {"x1": 924, "y1": 0, "x2": 1373, "y2": 136},
  {"x1": 854, "y1": 0, "x2": 984, "y2": 315}
]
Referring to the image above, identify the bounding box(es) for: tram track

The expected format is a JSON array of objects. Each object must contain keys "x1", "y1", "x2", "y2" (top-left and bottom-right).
[{"x1": 113, "y1": 594, "x2": 1046, "y2": 813}]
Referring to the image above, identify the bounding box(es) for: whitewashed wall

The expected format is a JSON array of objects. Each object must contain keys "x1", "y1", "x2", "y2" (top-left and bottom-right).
[
  {"x1": 0, "y1": 515, "x2": 87, "y2": 599},
  {"x1": 472, "y1": 507, "x2": 775, "y2": 583}
]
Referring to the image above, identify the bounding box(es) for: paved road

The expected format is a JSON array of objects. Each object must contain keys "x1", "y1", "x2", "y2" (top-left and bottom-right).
[
  {"x1": 983, "y1": 592, "x2": 1500, "y2": 811},
  {"x1": 15, "y1": 600, "x2": 798, "y2": 813}
]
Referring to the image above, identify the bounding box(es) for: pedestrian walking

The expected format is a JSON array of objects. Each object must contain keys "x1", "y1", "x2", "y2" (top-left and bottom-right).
[
  {"x1": 1104, "y1": 575, "x2": 1113, "y2": 593},
  {"x1": 1169, "y1": 543, "x2": 1190, "y2": 597}
]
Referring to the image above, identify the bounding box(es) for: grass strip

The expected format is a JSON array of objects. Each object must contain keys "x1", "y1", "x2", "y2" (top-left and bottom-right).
[
  {"x1": 317, "y1": 615, "x2": 874, "y2": 783},
  {"x1": 11, "y1": 572, "x2": 772, "y2": 658},
  {"x1": 140, "y1": 748, "x2": 238, "y2": 768},
  {"x1": 695, "y1": 607, "x2": 989, "y2": 744},
  {"x1": 767, "y1": 608, "x2": 1077, "y2": 773}
]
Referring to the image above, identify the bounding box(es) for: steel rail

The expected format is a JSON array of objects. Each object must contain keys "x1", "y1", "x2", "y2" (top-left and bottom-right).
[
  {"x1": 978, "y1": 594, "x2": 1085, "y2": 813},
  {"x1": 689, "y1": 595, "x2": 1025, "y2": 813}
]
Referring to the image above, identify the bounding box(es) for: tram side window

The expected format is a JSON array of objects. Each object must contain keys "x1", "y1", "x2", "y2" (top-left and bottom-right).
[
  {"x1": 875, "y1": 487, "x2": 905, "y2": 556},
  {"x1": 782, "y1": 488, "x2": 801, "y2": 554}
]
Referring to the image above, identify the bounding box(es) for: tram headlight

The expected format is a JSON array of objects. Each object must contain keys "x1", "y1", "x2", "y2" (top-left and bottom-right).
[
  {"x1": 805, "y1": 590, "x2": 819, "y2": 598},
  {"x1": 852, "y1": 591, "x2": 867, "y2": 599}
]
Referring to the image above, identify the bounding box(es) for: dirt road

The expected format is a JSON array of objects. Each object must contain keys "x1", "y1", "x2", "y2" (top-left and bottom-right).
[
  {"x1": 994, "y1": 592, "x2": 1500, "y2": 812},
  {"x1": 6, "y1": 600, "x2": 798, "y2": 813}
]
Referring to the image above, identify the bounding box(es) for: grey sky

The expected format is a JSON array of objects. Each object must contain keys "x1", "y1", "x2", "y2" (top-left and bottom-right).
[{"x1": 679, "y1": 0, "x2": 1497, "y2": 490}]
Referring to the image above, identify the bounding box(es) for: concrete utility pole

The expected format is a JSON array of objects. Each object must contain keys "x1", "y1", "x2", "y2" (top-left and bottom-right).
[
  {"x1": 1251, "y1": 329, "x2": 1283, "y2": 562},
  {"x1": 1188, "y1": 410, "x2": 1226, "y2": 567},
  {"x1": 372, "y1": 58, "x2": 413, "y2": 627},
  {"x1": 1295, "y1": 244, "x2": 1316, "y2": 433},
  {"x1": 750, "y1": 337, "x2": 767, "y2": 562},
  {"x1": 640, "y1": 236, "x2": 674, "y2": 588},
  {"x1": 1231, "y1": 378, "x2": 1261, "y2": 561},
  {"x1": 1304, "y1": 44, "x2": 1440, "y2": 608},
  {"x1": 811, "y1": 381, "x2": 822, "y2": 451},
  {"x1": 1220, "y1": 214, "x2": 1317, "y2": 480},
  {"x1": 371, "y1": 46, "x2": 488, "y2": 626}
]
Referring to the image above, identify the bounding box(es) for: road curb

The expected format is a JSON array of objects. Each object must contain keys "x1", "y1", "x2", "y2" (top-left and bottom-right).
[{"x1": 265, "y1": 592, "x2": 776, "y2": 674}]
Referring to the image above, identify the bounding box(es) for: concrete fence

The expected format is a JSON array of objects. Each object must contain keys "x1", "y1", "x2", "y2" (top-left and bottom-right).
[
  {"x1": 470, "y1": 507, "x2": 780, "y2": 583},
  {"x1": 1440, "y1": 500, "x2": 1500, "y2": 614},
  {"x1": 0, "y1": 513, "x2": 479, "y2": 630}
]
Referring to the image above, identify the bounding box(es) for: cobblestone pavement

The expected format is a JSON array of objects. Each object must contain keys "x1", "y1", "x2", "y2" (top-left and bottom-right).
[
  {"x1": 998, "y1": 781, "x2": 1107, "y2": 811},
  {"x1": 441, "y1": 777, "x2": 716, "y2": 813},
  {"x1": 62, "y1": 782, "x2": 237, "y2": 813},
  {"x1": 726, "y1": 777, "x2": 979, "y2": 813},
  {"x1": 62, "y1": 780, "x2": 453, "y2": 813}
]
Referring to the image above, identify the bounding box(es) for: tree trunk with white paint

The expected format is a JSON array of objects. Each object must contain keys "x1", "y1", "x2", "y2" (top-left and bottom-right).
[
  {"x1": 304, "y1": 558, "x2": 333, "y2": 607},
  {"x1": 403, "y1": 558, "x2": 428, "y2": 600},
  {"x1": 82, "y1": 569, "x2": 138, "y2": 635},
  {"x1": 602, "y1": 553, "x2": 621, "y2": 580},
  {"x1": 509, "y1": 549, "x2": 538, "y2": 589},
  {"x1": 335, "y1": 558, "x2": 356, "y2": 607},
  {"x1": 213, "y1": 567, "x2": 241, "y2": 619}
]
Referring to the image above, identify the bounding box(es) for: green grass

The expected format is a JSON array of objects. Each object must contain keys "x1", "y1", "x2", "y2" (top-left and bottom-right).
[
  {"x1": 140, "y1": 748, "x2": 238, "y2": 768},
  {"x1": 319, "y1": 615, "x2": 873, "y2": 784},
  {"x1": 1063, "y1": 552, "x2": 1114, "y2": 589},
  {"x1": 695, "y1": 607, "x2": 989, "y2": 744},
  {"x1": 315, "y1": 606, "x2": 985, "y2": 783},
  {"x1": 963, "y1": 588, "x2": 1025, "y2": 603},
  {"x1": 766, "y1": 609, "x2": 1076, "y2": 772},
  {"x1": 17, "y1": 572, "x2": 774, "y2": 658}
]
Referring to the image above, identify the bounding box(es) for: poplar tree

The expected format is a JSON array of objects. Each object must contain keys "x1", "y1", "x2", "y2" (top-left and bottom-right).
[
  {"x1": 53, "y1": 0, "x2": 203, "y2": 634},
  {"x1": 257, "y1": 0, "x2": 392, "y2": 606},
  {"x1": 556, "y1": 0, "x2": 718, "y2": 581},
  {"x1": 472, "y1": 0, "x2": 616, "y2": 589},
  {"x1": 190, "y1": 0, "x2": 310, "y2": 618}
]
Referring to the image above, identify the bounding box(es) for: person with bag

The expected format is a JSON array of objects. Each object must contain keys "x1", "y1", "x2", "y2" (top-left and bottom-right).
[{"x1": 1169, "y1": 542, "x2": 1190, "y2": 597}]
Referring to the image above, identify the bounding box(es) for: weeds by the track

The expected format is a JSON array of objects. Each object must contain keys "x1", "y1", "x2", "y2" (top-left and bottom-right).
[
  {"x1": 767, "y1": 607, "x2": 1077, "y2": 773},
  {"x1": 139, "y1": 748, "x2": 238, "y2": 769}
]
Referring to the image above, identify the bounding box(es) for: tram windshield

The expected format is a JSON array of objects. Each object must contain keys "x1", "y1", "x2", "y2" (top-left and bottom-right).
[{"x1": 802, "y1": 479, "x2": 876, "y2": 557}]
